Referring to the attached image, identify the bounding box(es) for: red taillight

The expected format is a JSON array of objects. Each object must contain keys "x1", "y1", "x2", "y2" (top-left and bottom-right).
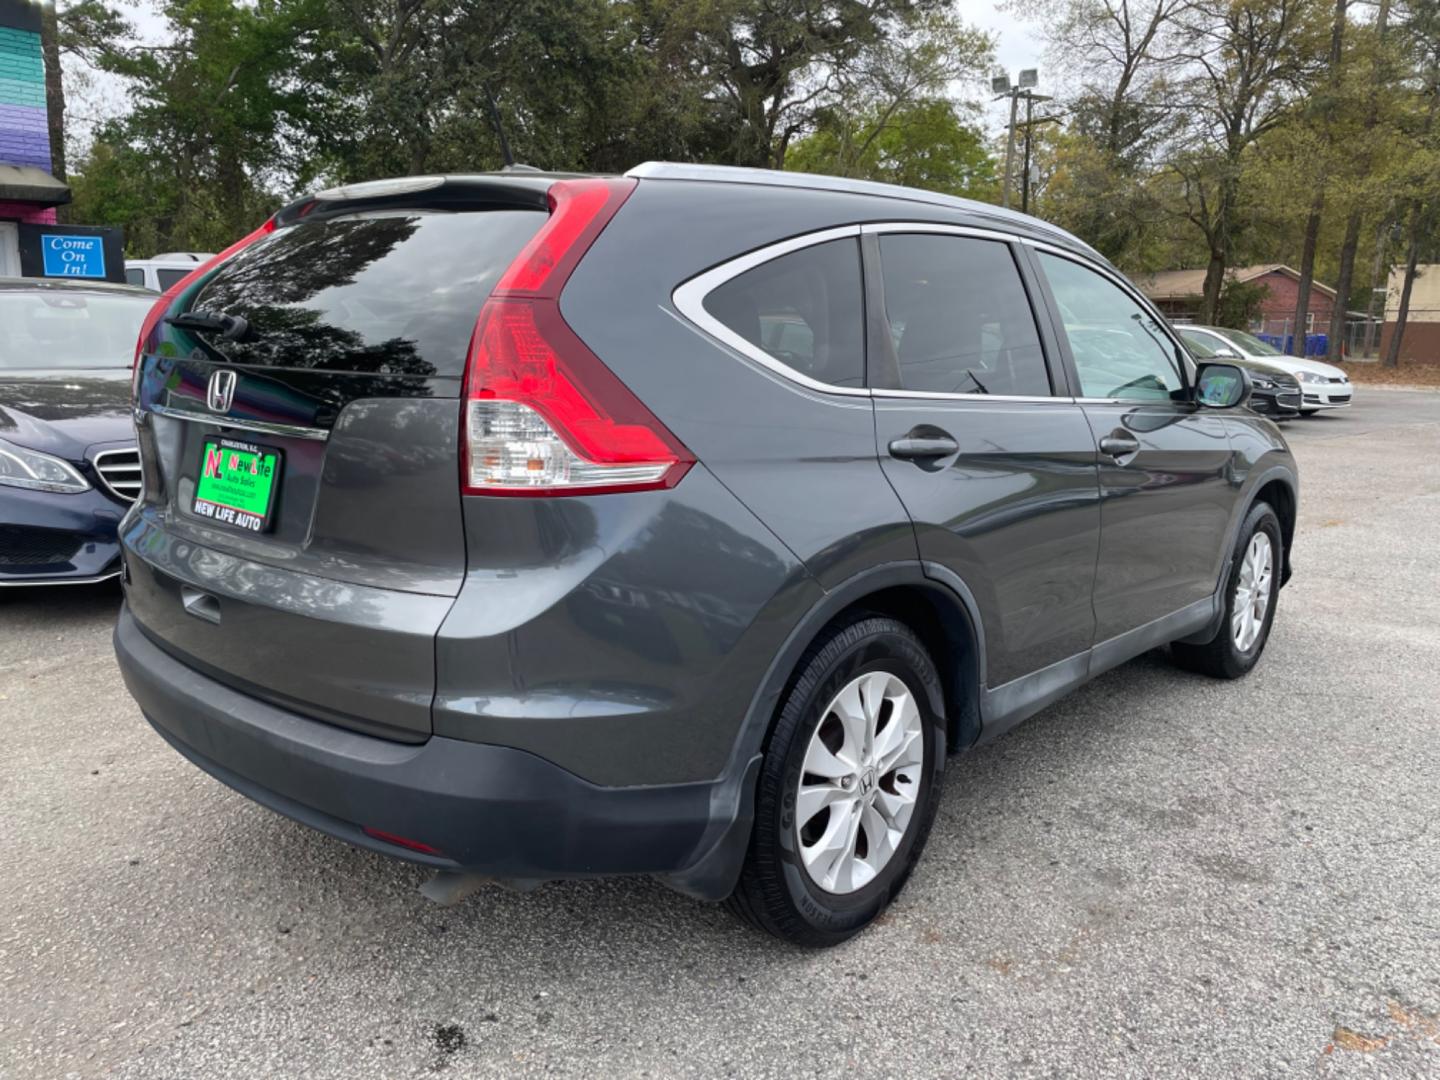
[
  {"x1": 132, "y1": 217, "x2": 279, "y2": 400},
  {"x1": 461, "y1": 178, "x2": 694, "y2": 497},
  {"x1": 362, "y1": 826, "x2": 445, "y2": 857}
]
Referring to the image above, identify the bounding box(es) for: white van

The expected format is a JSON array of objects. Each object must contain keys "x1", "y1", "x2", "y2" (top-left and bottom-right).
[{"x1": 124, "y1": 253, "x2": 217, "y2": 292}]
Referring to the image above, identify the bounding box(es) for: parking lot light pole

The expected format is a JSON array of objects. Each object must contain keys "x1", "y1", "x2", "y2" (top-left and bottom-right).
[{"x1": 995, "y1": 69, "x2": 1043, "y2": 211}]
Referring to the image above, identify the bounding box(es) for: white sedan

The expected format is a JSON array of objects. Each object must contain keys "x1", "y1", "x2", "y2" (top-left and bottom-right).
[{"x1": 1177, "y1": 325, "x2": 1353, "y2": 414}]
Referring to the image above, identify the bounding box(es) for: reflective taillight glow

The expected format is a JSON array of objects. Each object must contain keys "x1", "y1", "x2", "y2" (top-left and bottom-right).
[
  {"x1": 462, "y1": 178, "x2": 694, "y2": 496},
  {"x1": 362, "y1": 826, "x2": 444, "y2": 857},
  {"x1": 131, "y1": 217, "x2": 279, "y2": 401}
]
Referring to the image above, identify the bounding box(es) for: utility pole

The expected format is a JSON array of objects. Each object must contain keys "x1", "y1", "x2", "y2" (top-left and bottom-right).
[
  {"x1": 1001, "y1": 91, "x2": 1021, "y2": 209},
  {"x1": 994, "y1": 70, "x2": 1049, "y2": 211},
  {"x1": 1021, "y1": 92, "x2": 1034, "y2": 213}
]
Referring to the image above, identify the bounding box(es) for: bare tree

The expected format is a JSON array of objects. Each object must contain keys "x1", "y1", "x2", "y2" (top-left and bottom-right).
[
  {"x1": 1167, "y1": 0, "x2": 1325, "y2": 324},
  {"x1": 1019, "y1": 0, "x2": 1190, "y2": 160}
]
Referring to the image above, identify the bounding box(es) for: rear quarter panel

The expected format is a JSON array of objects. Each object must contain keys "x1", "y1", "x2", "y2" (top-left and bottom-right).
[{"x1": 558, "y1": 180, "x2": 922, "y2": 589}]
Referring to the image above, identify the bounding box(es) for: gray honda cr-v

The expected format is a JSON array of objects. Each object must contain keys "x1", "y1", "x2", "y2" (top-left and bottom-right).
[{"x1": 114, "y1": 163, "x2": 1297, "y2": 945}]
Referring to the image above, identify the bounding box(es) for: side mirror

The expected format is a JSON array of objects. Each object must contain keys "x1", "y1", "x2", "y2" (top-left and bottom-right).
[{"x1": 1195, "y1": 362, "x2": 1251, "y2": 409}]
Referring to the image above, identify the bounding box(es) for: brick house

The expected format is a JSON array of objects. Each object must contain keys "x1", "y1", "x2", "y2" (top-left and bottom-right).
[
  {"x1": 0, "y1": 0, "x2": 71, "y2": 276},
  {"x1": 1132, "y1": 264, "x2": 1337, "y2": 334},
  {"x1": 1379, "y1": 265, "x2": 1440, "y2": 363}
]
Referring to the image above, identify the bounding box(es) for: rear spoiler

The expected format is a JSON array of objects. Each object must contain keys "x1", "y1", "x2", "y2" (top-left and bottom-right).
[{"x1": 271, "y1": 173, "x2": 597, "y2": 227}]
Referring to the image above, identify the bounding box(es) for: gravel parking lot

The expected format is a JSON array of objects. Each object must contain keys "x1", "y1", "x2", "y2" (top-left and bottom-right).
[{"x1": 4, "y1": 388, "x2": 1439, "y2": 1079}]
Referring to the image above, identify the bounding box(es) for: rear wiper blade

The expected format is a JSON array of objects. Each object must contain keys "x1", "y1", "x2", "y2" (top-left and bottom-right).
[{"x1": 165, "y1": 309, "x2": 251, "y2": 342}]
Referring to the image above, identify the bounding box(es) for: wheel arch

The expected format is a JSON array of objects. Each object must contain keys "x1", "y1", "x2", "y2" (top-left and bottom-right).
[
  {"x1": 746, "y1": 564, "x2": 984, "y2": 763},
  {"x1": 1252, "y1": 475, "x2": 1297, "y2": 585},
  {"x1": 659, "y1": 562, "x2": 985, "y2": 902}
]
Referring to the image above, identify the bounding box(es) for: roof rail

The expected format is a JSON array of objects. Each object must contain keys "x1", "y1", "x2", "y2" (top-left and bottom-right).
[{"x1": 624, "y1": 161, "x2": 1096, "y2": 256}]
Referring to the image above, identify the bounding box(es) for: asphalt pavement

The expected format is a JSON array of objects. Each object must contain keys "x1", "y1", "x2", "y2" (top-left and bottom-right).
[{"x1": 3, "y1": 389, "x2": 1439, "y2": 1078}]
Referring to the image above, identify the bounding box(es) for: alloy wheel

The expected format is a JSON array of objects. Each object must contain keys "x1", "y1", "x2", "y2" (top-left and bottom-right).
[
  {"x1": 795, "y1": 671, "x2": 925, "y2": 894},
  {"x1": 1232, "y1": 532, "x2": 1274, "y2": 652}
]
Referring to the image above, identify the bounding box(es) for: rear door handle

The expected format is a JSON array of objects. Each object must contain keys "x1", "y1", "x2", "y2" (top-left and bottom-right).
[
  {"x1": 1098, "y1": 433, "x2": 1141, "y2": 460},
  {"x1": 888, "y1": 435, "x2": 960, "y2": 460}
]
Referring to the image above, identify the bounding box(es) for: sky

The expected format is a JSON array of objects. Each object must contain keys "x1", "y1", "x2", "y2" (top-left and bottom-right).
[{"x1": 65, "y1": 1, "x2": 1050, "y2": 152}]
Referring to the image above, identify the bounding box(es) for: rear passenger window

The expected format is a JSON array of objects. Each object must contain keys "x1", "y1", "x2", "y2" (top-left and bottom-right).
[
  {"x1": 878, "y1": 234, "x2": 1051, "y2": 396},
  {"x1": 703, "y1": 238, "x2": 865, "y2": 388},
  {"x1": 125, "y1": 268, "x2": 146, "y2": 287}
]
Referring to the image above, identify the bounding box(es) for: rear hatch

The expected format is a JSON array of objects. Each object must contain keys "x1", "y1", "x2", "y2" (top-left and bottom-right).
[{"x1": 124, "y1": 177, "x2": 551, "y2": 740}]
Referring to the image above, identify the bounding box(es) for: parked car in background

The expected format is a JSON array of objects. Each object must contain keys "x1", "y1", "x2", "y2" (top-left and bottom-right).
[
  {"x1": 1177, "y1": 327, "x2": 1301, "y2": 419},
  {"x1": 124, "y1": 253, "x2": 217, "y2": 292},
  {"x1": 1177, "y1": 325, "x2": 1352, "y2": 414},
  {"x1": 113, "y1": 165, "x2": 1298, "y2": 946},
  {"x1": 0, "y1": 279, "x2": 152, "y2": 585}
]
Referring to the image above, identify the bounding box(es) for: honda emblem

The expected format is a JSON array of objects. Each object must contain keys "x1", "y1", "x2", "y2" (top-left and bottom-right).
[{"x1": 207, "y1": 369, "x2": 237, "y2": 414}]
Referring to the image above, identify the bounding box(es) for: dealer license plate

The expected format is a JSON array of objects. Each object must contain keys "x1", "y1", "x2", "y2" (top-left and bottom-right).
[{"x1": 192, "y1": 437, "x2": 281, "y2": 533}]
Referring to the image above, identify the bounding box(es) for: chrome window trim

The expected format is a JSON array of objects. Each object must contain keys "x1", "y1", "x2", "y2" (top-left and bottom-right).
[
  {"x1": 671, "y1": 221, "x2": 1151, "y2": 406},
  {"x1": 139, "y1": 403, "x2": 331, "y2": 442},
  {"x1": 668, "y1": 221, "x2": 1175, "y2": 408},
  {"x1": 872, "y1": 389, "x2": 1074, "y2": 404},
  {"x1": 671, "y1": 225, "x2": 870, "y2": 399}
]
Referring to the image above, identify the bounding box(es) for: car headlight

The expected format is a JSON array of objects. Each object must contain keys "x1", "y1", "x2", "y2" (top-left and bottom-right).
[
  {"x1": 0, "y1": 438, "x2": 92, "y2": 493},
  {"x1": 1297, "y1": 370, "x2": 1326, "y2": 384},
  {"x1": 1250, "y1": 374, "x2": 1276, "y2": 389}
]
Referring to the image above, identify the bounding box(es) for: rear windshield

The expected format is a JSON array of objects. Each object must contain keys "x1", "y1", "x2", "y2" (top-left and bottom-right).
[{"x1": 189, "y1": 209, "x2": 544, "y2": 378}]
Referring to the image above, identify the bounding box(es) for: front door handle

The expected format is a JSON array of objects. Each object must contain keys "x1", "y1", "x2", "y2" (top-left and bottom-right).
[
  {"x1": 1098, "y1": 433, "x2": 1141, "y2": 460},
  {"x1": 888, "y1": 434, "x2": 960, "y2": 460}
]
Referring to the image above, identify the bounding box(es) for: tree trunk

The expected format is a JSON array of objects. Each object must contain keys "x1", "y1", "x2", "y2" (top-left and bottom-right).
[
  {"x1": 1327, "y1": 207, "x2": 1364, "y2": 361},
  {"x1": 1201, "y1": 249, "x2": 1227, "y2": 325},
  {"x1": 39, "y1": 2, "x2": 66, "y2": 185},
  {"x1": 1290, "y1": 0, "x2": 1349, "y2": 357},
  {"x1": 1292, "y1": 193, "x2": 1323, "y2": 355},
  {"x1": 1383, "y1": 203, "x2": 1422, "y2": 367}
]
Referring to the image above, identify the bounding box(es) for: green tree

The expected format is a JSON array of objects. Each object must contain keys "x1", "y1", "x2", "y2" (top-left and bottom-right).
[
  {"x1": 658, "y1": 0, "x2": 958, "y2": 168},
  {"x1": 786, "y1": 99, "x2": 998, "y2": 198},
  {"x1": 70, "y1": 0, "x2": 323, "y2": 252}
]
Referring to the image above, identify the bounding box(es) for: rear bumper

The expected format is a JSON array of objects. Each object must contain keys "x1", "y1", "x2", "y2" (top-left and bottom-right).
[{"x1": 114, "y1": 605, "x2": 755, "y2": 897}]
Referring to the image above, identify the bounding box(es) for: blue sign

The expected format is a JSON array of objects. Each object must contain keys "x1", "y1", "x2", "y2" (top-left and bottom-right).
[{"x1": 41, "y1": 234, "x2": 107, "y2": 279}]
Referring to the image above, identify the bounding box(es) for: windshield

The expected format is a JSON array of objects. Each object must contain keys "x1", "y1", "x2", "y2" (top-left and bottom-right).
[
  {"x1": 0, "y1": 292, "x2": 153, "y2": 370},
  {"x1": 1178, "y1": 329, "x2": 1220, "y2": 359},
  {"x1": 1216, "y1": 328, "x2": 1282, "y2": 356}
]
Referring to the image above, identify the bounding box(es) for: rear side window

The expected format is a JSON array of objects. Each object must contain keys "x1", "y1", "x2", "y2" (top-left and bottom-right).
[
  {"x1": 703, "y1": 238, "x2": 865, "y2": 388},
  {"x1": 155, "y1": 268, "x2": 190, "y2": 291},
  {"x1": 878, "y1": 234, "x2": 1050, "y2": 396},
  {"x1": 124, "y1": 268, "x2": 145, "y2": 287},
  {"x1": 190, "y1": 210, "x2": 544, "y2": 377}
]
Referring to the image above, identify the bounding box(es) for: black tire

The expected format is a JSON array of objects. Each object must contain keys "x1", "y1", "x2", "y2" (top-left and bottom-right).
[
  {"x1": 1171, "y1": 501, "x2": 1283, "y2": 679},
  {"x1": 725, "y1": 614, "x2": 946, "y2": 947}
]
